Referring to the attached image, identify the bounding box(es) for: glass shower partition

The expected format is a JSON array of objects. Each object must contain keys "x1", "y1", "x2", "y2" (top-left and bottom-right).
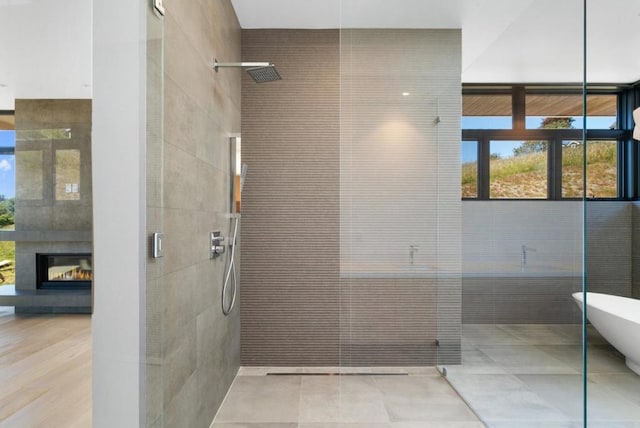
[
  {"x1": 443, "y1": 1, "x2": 588, "y2": 426},
  {"x1": 339, "y1": 1, "x2": 591, "y2": 427},
  {"x1": 585, "y1": 0, "x2": 640, "y2": 426},
  {"x1": 338, "y1": 6, "x2": 464, "y2": 427},
  {"x1": 323, "y1": 0, "x2": 640, "y2": 425},
  {"x1": 338, "y1": 19, "x2": 462, "y2": 368}
]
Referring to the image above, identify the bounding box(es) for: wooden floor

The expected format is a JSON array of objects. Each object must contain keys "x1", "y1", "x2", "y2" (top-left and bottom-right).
[{"x1": 0, "y1": 306, "x2": 91, "y2": 427}]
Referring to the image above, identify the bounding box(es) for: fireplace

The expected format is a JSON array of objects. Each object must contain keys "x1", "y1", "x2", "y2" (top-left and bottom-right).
[{"x1": 36, "y1": 253, "x2": 92, "y2": 289}]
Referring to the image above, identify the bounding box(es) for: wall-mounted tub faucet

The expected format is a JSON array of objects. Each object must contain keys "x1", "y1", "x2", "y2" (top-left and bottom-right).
[
  {"x1": 409, "y1": 245, "x2": 419, "y2": 265},
  {"x1": 521, "y1": 244, "x2": 536, "y2": 266}
]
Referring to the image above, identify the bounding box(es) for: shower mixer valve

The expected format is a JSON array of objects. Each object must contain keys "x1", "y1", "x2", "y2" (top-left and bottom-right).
[{"x1": 211, "y1": 231, "x2": 225, "y2": 258}]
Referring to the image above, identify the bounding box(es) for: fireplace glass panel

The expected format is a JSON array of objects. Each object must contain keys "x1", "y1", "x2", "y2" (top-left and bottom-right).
[{"x1": 37, "y1": 253, "x2": 92, "y2": 289}]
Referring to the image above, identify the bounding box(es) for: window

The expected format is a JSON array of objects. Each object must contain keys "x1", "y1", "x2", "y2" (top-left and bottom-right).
[
  {"x1": 462, "y1": 85, "x2": 628, "y2": 200},
  {"x1": 489, "y1": 140, "x2": 547, "y2": 199},
  {"x1": 0, "y1": 112, "x2": 15, "y2": 286},
  {"x1": 461, "y1": 141, "x2": 478, "y2": 197},
  {"x1": 562, "y1": 140, "x2": 617, "y2": 198},
  {"x1": 0, "y1": 120, "x2": 15, "y2": 229}
]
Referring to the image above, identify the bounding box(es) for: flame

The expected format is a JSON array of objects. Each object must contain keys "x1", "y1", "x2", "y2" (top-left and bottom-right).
[{"x1": 50, "y1": 266, "x2": 92, "y2": 281}]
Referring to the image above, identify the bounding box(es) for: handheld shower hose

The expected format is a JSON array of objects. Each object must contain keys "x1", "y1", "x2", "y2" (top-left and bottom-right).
[
  {"x1": 221, "y1": 163, "x2": 247, "y2": 316},
  {"x1": 221, "y1": 216, "x2": 239, "y2": 315}
]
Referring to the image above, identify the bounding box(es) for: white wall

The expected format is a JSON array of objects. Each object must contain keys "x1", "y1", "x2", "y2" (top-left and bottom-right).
[
  {"x1": 92, "y1": 0, "x2": 146, "y2": 426},
  {"x1": 0, "y1": 0, "x2": 92, "y2": 109}
]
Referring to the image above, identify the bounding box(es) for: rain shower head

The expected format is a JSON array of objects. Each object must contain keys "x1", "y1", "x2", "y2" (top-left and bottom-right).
[
  {"x1": 246, "y1": 66, "x2": 281, "y2": 83},
  {"x1": 213, "y1": 59, "x2": 282, "y2": 83},
  {"x1": 240, "y1": 163, "x2": 248, "y2": 192}
]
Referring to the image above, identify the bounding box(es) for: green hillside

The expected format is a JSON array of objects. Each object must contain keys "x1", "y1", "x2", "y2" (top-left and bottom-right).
[{"x1": 462, "y1": 142, "x2": 617, "y2": 198}]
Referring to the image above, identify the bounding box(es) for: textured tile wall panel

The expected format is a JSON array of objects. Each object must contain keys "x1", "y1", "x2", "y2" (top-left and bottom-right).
[
  {"x1": 633, "y1": 202, "x2": 640, "y2": 299},
  {"x1": 242, "y1": 29, "x2": 462, "y2": 366},
  {"x1": 586, "y1": 202, "x2": 632, "y2": 296},
  {"x1": 462, "y1": 277, "x2": 583, "y2": 324},
  {"x1": 241, "y1": 29, "x2": 341, "y2": 366},
  {"x1": 461, "y1": 201, "x2": 633, "y2": 324},
  {"x1": 339, "y1": 279, "x2": 438, "y2": 366}
]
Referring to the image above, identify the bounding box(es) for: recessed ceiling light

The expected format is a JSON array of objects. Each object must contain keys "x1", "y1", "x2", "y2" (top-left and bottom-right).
[{"x1": 402, "y1": 92, "x2": 410, "y2": 96}]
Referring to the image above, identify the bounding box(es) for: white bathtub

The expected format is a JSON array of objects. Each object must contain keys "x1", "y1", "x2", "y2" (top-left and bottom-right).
[{"x1": 572, "y1": 292, "x2": 640, "y2": 375}]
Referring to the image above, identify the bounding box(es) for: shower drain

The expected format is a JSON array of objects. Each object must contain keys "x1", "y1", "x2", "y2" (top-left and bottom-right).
[{"x1": 266, "y1": 372, "x2": 409, "y2": 376}]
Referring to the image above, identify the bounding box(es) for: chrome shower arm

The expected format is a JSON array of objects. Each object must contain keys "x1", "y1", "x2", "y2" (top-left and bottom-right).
[
  {"x1": 213, "y1": 59, "x2": 273, "y2": 71},
  {"x1": 214, "y1": 58, "x2": 281, "y2": 82}
]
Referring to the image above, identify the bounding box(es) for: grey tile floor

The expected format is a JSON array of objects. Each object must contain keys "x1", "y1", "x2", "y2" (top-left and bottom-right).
[
  {"x1": 211, "y1": 325, "x2": 640, "y2": 428},
  {"x1": 212, "y1": 367, "x2": 484, "y2": 427},
  {"x1": 445, "y1": 324, "x2": 640, "y2": 428}
]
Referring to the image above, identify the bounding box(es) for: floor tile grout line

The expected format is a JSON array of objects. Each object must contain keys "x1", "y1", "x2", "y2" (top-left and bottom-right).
[
  {"x1": 296, "y1": 374, "x2": 302, "y2": 425},
  {"x1": 370, "y1": 371, "x2": 394, "y2": 425},
  {"x1": 439, "y1": 369, "x2": 489, "y2": 428},
  {"x1": 297, "y1": 372, "x2": 303, "y2": 426}
]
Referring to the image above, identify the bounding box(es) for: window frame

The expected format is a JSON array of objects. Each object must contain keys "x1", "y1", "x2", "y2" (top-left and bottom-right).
[
  {"x1": 462, "y1": 85, "x2": 632, "y2": 201},
  {"x1": 0, "y1": 110, "x2": 15, "y2": 156},
  {"x1": 0, "y1": 111, "x2": 16, "y2": 287}
]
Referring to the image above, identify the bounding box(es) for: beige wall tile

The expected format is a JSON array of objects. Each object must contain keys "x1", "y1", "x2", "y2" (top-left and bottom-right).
[{"x1": 146, "y1": 0, "x2": 241, "y2": 425}]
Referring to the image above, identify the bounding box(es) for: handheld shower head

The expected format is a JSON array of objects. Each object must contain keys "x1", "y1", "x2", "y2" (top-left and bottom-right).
[{"x1": 240, "y1": 163, "x2": 248, "y2": 192}]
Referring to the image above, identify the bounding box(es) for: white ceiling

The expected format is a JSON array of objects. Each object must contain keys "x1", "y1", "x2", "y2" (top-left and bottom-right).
[
  {"x1": 232, "y1": 0, "x2": 640, "y2": 84},
  {"x1": 0, "y1": 0, "x2": 638, "y2": 110},
  {"x1": 0, "y1": 0, "x2": 91, "y2": 110}
]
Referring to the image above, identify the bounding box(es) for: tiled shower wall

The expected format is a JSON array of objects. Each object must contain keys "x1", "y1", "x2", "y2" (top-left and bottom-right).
[
  {"x1": 632, "y1": 202, "x2": 640, "y2": 299},
  {"x1": 146, "y1": 0, "x2": 241, "y2": 426},
  {"x1": 240, "y1": 30, "x2": 341, "y2": 366},
  {"x1": 586, "y1": 202, "x2": 632, "y2": 297},
  {"x1": 241, "y1": 29, "x2": 462, "y2": 366}
]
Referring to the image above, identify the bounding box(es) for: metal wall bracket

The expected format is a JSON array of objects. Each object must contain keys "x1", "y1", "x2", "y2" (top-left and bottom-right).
[
  {"x1": 152, "y1": 232, "x2": 164, "y2": 258},
  {"x1": 153, "y1": 0, "x2": 165, "y2": 16}
]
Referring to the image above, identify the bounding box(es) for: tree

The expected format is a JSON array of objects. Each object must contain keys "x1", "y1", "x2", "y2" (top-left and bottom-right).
[
  {"x1": 540, "y1": 117, "x2": 575, "y2": 129},
  {"x1": 513, "y1": 140, "x2": 546, "y2": 156},
  {"x1": 513, "y1": 117, "x2": 575, "y2": 156},
  {"x1": 0, "y1": 198, "x2": 14, "y2": 228},
  {"x1": 1, "y1": 198, "x2": 14, "y2": 215}
]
